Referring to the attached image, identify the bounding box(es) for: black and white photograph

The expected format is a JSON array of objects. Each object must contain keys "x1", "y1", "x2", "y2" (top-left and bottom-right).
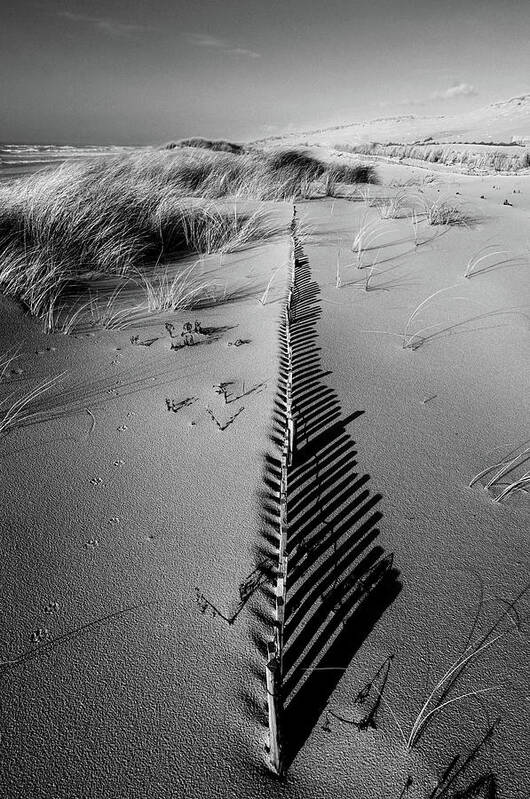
[{"x1": 1, "y1": 1, "x2": 529, "y2": 797}]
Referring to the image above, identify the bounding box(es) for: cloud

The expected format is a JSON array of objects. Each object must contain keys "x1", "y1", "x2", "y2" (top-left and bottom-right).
[
  {"x1": 58, "y1": 11, "x2": 154, "y2": 37},
  {"x1": 378, "y1": 81, "x2": 479, "y2": 110},
  {"x1": 431, "y1": 82, "x2": 478, "y2": 100},
  {"x1": 186, "y1": 33, "x2": 260, "y2": 59}
]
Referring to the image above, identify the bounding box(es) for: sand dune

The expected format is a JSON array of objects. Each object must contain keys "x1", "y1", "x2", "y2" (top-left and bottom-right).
[
  {"x1": 0, "y1": 136, "x2": 528, "y2": 798},
  {"x1": 261, "y1": 94, "x2": 530, "y2": 160}
]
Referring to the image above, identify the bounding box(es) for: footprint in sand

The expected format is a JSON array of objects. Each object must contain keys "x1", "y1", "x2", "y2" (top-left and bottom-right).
[
  {"x1": 31, "y1": 627, "x2": 50, "y2": 644},
  {"x1": 89, "y1": 477, "x2": 103, "y2": 486},
  {"x1": 44, "y1": 601, "x2": 59, "y2": 614},
  {"x1": 84, "y1": 538, "x2": 99, "y2": 549}
]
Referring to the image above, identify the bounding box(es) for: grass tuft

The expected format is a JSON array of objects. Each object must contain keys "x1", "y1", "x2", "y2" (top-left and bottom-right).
[
  {"x1": 0, "y1": 373, "x2": 65, "y2": 437},
  {"x1": 141, "y1": 262, "x2": 213, "y2": 313},
  {"x1": 0, "y1": 348, "x2": 19, "y2": 380},
  {"x1": 163, "y1": 137, "x2": 245, "y2": 154},
  {"x1": 0, "y1": 153, "x2": 287, "y2": 330},
  {"x1": 423, "y1": 197, "x2": 472, "y2": 226},
  {"x1": 470, "y1": 446, "x2": 530, "y2": 502},
  {"x1": 464, "y1": 244, "x2": 522, "y2": 278}
]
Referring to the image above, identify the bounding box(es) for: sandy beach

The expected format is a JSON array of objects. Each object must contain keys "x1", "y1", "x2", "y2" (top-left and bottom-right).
[{"x1": 1, "y1": 16, "x2": 529, "y2": 786}]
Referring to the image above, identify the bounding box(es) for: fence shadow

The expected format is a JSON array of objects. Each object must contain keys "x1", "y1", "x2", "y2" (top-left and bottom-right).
[{"x1": 278, "y1": 236, "x2": 401, "y2": 768}]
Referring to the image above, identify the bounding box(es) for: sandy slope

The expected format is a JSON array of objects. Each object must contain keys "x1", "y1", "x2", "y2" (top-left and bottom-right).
[
  {"x1": 287, "y1": 165, "x2": 529, "y2": 796},
  {"x1": 260, "y1": 94, "x2": 530, "y2": 149},
  {"x1": 0, "y1": 163, "x2": 528, "y2": 799},
  {"x1": 0, "y1": 233, "x2": 302, "y2": 798}
]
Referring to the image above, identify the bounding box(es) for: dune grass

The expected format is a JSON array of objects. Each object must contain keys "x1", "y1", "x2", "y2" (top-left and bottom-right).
[
  {"x1": 376, "y1": 188, "x2": 419, "y2": 220},
  {"x1": 0, "y1": 372, "x2": 64, "y2": 437},
  {"x1": 372, "y1": 587, "x2": 527, "y2": 754},
  {"x1": 335, "y1": 141, "x2": 530, "y2": 172},
  {"x1": 324, "y1": 163, "x2": 378, "y2": 195},
  {"x1": 141, "y1": 262, "x2": 213, "y2": 313},
  {"x1": 410, "y1": 209, "x2": 421, "y2": 247},
  {"x1": 163, "y1": 137, "x2": 245, "y2": 154},
  {"x1": 351, "y1": 212, "x2": 395, "y2": 269},
  {"x1": 0, "y1": 348, "x2": 19, "y2": 380},
  {"x1": 464, "y1": 244, "x2": 523, "y2": 278},
  {"x1": 470, "y1": 447, "x2": 530, "y2": 502},
  {"x1": 402, "y1": 286, "x2": 463, "y2": 349},
  {"x1": 0, "y1": 147, "x2": 377, "y2": 330},
  {"x1": 422, "y1": 197, "x2": 472, "y2": 227}
]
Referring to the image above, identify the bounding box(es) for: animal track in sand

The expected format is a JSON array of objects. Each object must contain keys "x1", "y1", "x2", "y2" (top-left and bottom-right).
[
  {"x1": 165, "y1": 397, "x2": 197, "y2": 413},
  {"x1": 84, "y1": 538, "x2": 99, "y2": 549},
  {"x1": 31, "y1": 627, "x2": 50, "y2": 644},
  {"x1": 205, "y1": 405, "x2": 245, "y2": 431},
  {"x1": 130, "y1": 335, "x2": 158, "y2": 347}
]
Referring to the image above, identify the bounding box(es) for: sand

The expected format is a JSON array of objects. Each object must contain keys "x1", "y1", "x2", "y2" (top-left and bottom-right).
[
  {"x1": 0, "y1": 156, "x2": 528, "y2": 798},
  {"x1": 261, "y1": 94, "x2": 530, "y2": 149}
]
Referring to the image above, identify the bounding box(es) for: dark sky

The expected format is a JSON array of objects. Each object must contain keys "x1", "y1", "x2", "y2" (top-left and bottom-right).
[{"x1": 2, "y1": 0, "x2": 529, "y2": 144}]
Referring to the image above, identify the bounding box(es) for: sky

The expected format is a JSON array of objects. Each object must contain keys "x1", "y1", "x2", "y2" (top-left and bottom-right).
[{"x1": 1, "y1": 0, "x2": 530, "y2": 144}]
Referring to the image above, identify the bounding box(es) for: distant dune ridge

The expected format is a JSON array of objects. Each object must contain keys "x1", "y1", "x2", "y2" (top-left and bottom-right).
[{"x1": 260, "y1": 92, "x2": 530, "y2": 150}]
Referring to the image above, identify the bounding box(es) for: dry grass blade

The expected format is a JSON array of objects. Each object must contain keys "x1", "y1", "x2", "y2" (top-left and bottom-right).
[
  {"x1": 407, "y1": 586, "x2": 528, "y2": 749},
  {"x1": 352, "y1": 213, "x2": 395, "y2": 268},
  {"x1": 0, "y1": 348, "x2": 19, "y2": 380},
  {"x1": 410, "y1": 209, "x2": 421, "y2": 247},
  {"x1": 0, "y1": 372, "x2": 65, "y2": 436},
  {"x1": 402, "y1": 285, "x2": 459, "y2": 349},
  {"x1": 142, "y1": 262, "x2": 213, "y2": 312},
  {"x1": 377, "y1": 188, "x2": 420, "y2": 220},
  {"x1": 45, "y1": 297, "x2": 94, "y2": 334},
  {"x1": 465, "y1": 245, "x2": 515, "y2": 278},
  {"x1": 335, "y1": 253, "x2": 342, "y2": 288},
  {"x1": 483, "y1": 448, "x2": 528, "y2": 490},
  {"x1": 407, "y1": 632, "x2": 505, "y2": 748},
  {"x1": 469, "y1": 460, "x2": 506, "y2": 488},
  {"x1": 493, "y1": 472, "x2": 530, "y2": 502},
  {"x1": 87, "y1": 286, "x2": 147, "y2": 330},
  {"x1": 258, "y1": 266, "x2": 281, "y2": 305},
  {"x1": 471, "y1": 447, "x2": 530, "y2": 502}
]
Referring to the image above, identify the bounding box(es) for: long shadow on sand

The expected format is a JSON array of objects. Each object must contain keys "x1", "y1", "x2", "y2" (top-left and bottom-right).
[{"x1": 255, "y1": 232, "x2": 401, "y2": 771}]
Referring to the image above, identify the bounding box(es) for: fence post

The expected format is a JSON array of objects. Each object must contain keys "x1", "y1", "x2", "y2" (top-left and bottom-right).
[
  {"x1": 266, "y1": 640, "x2": 282, "y2": 774},
  {"x1": 265, "y1": 207, "x2": 297, "y2": 776}
]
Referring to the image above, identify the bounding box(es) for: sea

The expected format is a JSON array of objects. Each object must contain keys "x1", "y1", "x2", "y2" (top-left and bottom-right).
[{"x1": 0, "y1": 143, "x2": 144, "y2": 179}]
